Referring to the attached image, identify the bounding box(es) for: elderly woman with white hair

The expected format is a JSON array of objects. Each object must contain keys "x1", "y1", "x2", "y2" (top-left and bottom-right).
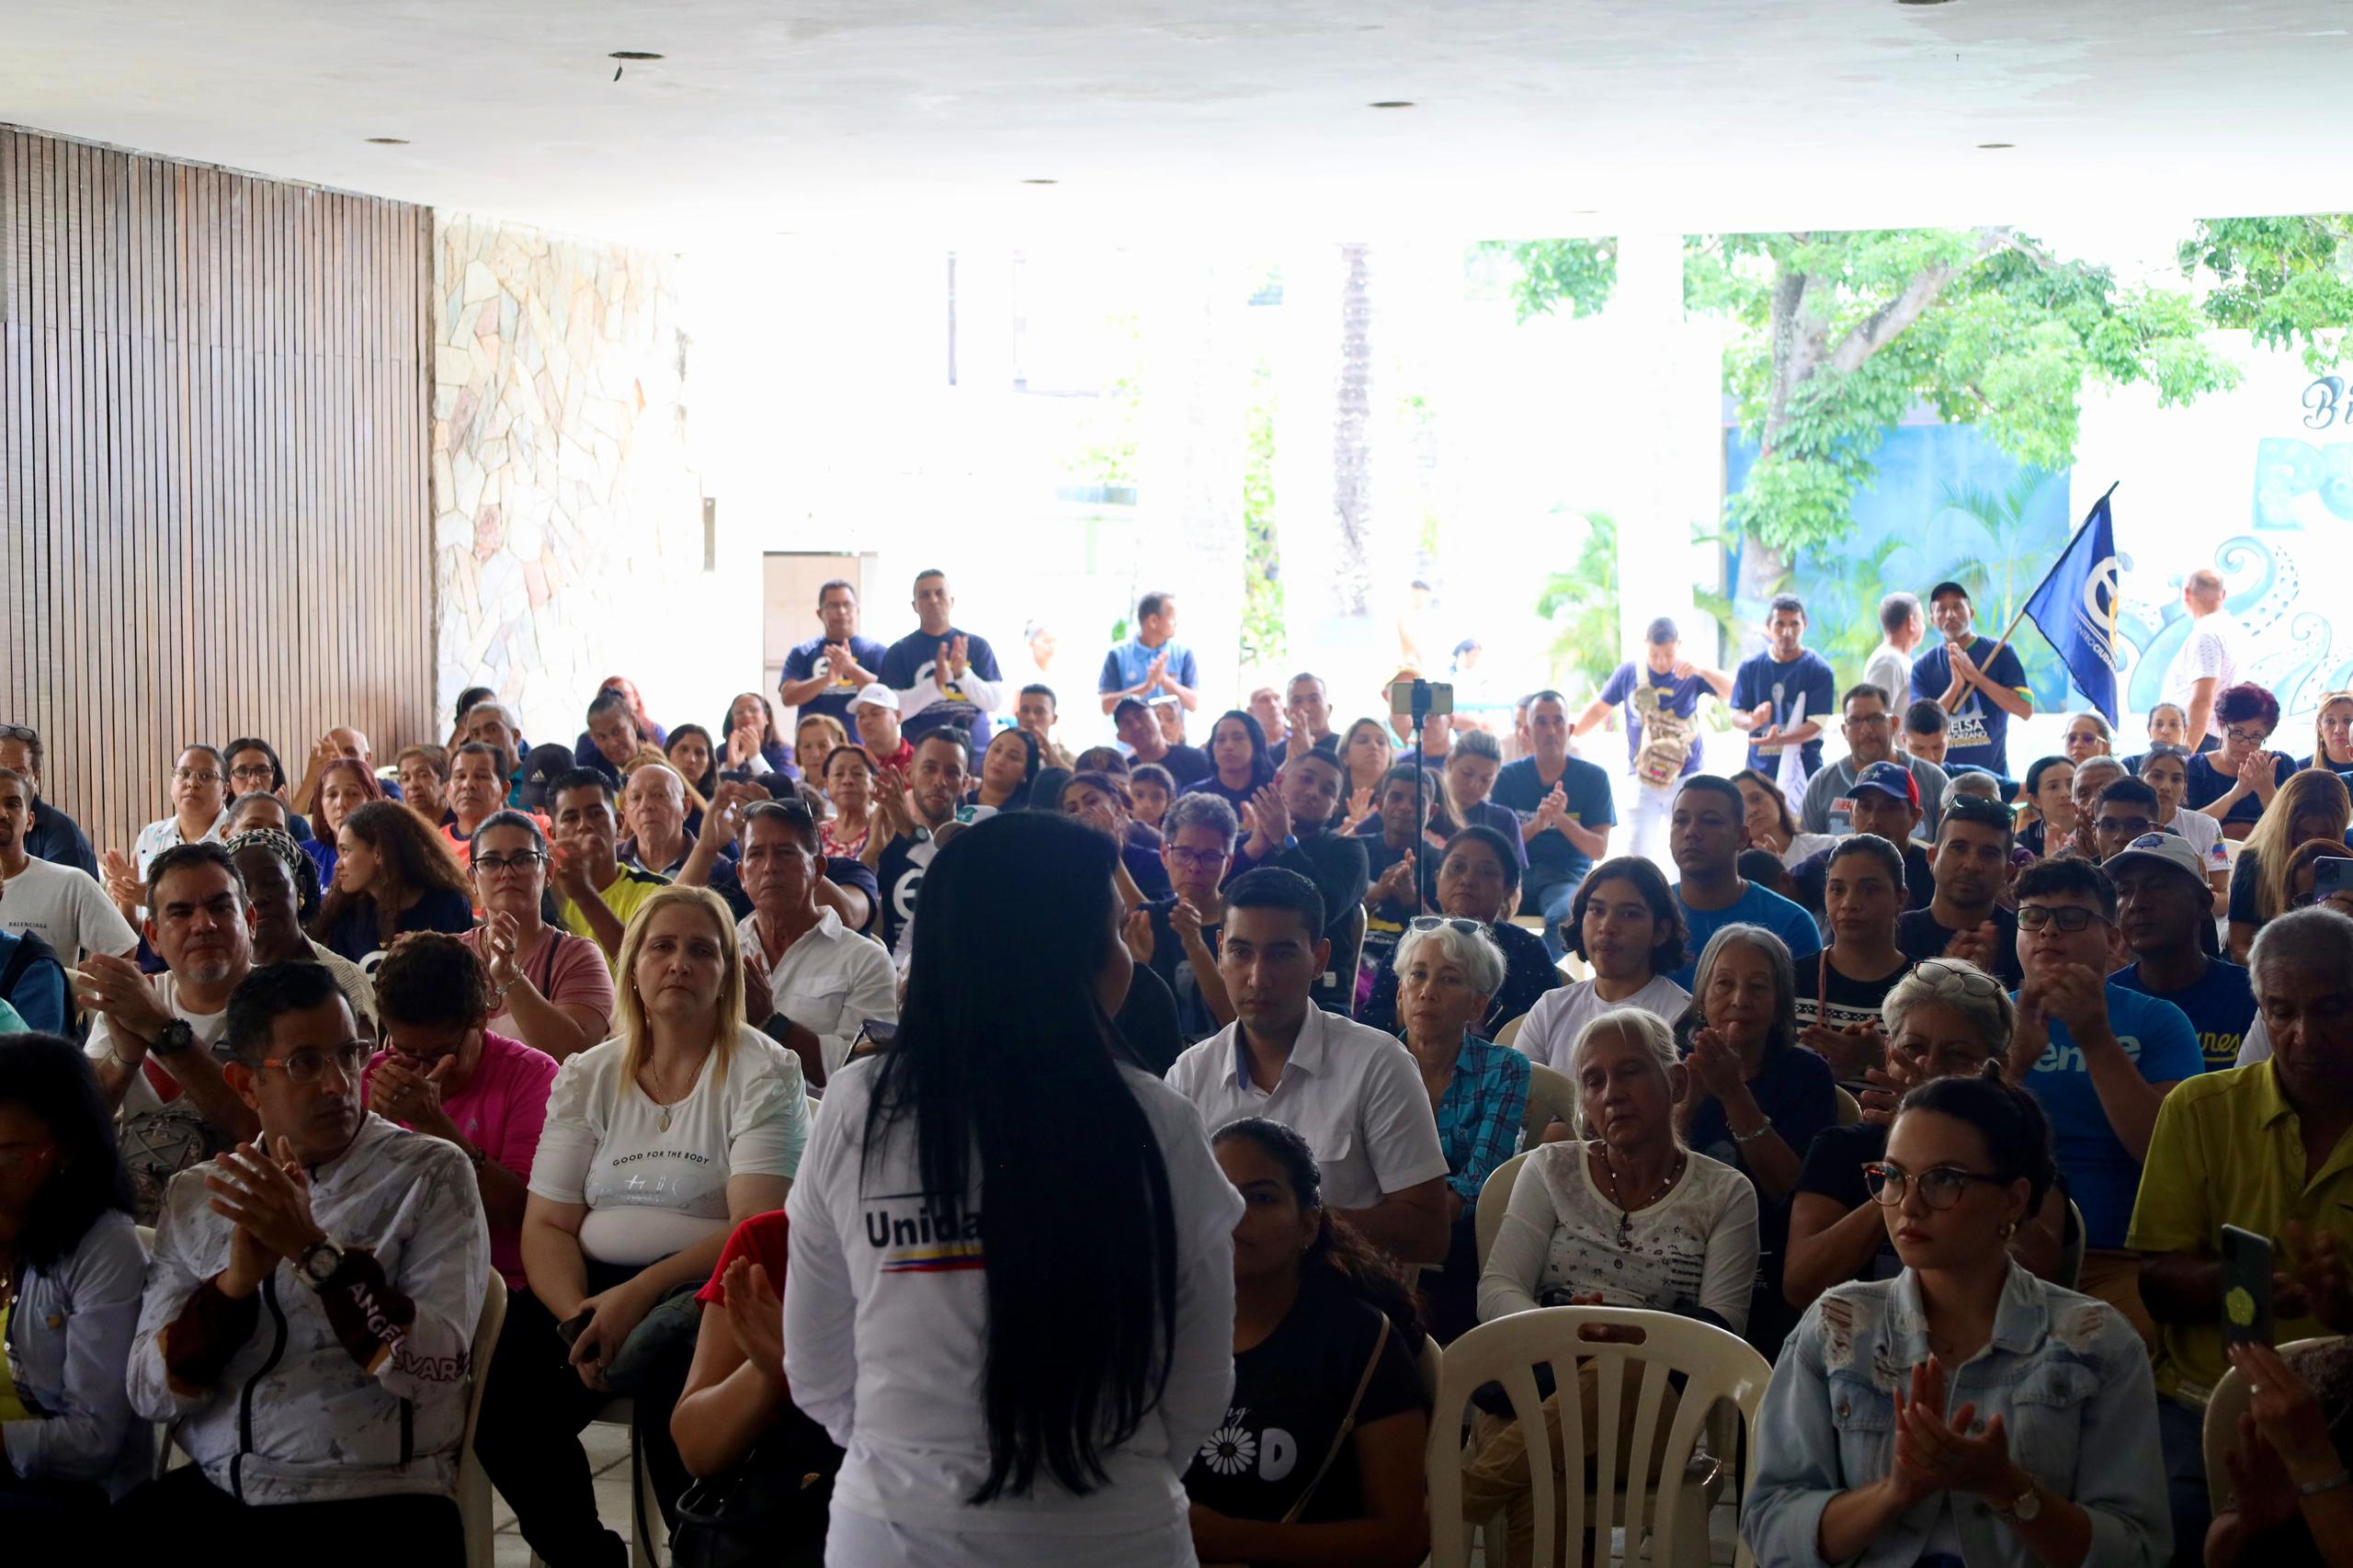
[
  {"x1": 1461, "y1": 1006, "x2": 1761, "y2": 1565},
  {"x1": 1394, "y1": 915, "x2": 1530, "y2": 1340},
  {"x1": 1783, "y1": 957, "x2": 2066, "y2": 1314}
]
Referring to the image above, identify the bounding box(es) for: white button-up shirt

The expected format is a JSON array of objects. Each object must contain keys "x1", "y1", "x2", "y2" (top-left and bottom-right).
[
  {"x1": 738, "y1": 906, "x2": 899, "y2": 1080},
  {"x1": 1165, "y1": 1004, "x2": 1449, "y2": 1210}
]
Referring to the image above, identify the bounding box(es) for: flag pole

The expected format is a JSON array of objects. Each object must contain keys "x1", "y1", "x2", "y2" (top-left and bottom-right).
[{"x1": 1938, "y1": 482, "x2": 2120, "y2": 713}]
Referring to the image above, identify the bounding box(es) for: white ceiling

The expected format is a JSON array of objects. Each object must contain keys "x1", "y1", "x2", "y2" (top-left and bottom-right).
[{"x1": 7, "y1": 0, "x2": 2352, "y2": 248}]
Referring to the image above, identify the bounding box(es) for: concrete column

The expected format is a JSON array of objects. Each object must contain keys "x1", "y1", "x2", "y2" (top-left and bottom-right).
[{"x1": 1606, "y1": 231, "x2": 1721, "y2": 661}]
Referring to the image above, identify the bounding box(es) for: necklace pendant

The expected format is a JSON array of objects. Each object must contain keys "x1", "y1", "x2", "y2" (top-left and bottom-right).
[{"x1": 657, "y1": 1107, "x2": 671, "y2": 1133}]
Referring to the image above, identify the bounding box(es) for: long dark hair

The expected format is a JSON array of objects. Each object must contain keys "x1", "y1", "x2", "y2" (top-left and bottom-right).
[
  {"x1": 1211, "y1": 1117, "x2": 1425, "y2": 1349},
  {"x1": 310, "y1": 798, "x2": 472, "y2": 947},
  {"x1": 1207, "y1": 709, "x2": 1277, "y2": 793},
  {"x1": 0, "y1": 1033, "x2": 135, "y2": 1268},
  {"x1": 862, "y1": 812, "x2": 1177, "y2": 1503}
]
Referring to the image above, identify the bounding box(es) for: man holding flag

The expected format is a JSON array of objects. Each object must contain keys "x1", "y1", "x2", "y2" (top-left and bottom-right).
[{"x1": 1912, "y1": 581, "x2": 2034, "y2": 778}]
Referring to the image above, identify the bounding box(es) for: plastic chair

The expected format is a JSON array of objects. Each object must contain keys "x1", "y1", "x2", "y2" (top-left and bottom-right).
[
  {"x1": 456, "y1": 1275, "x2": 508, "y2": 1568},
  {"x1": 1495, "y1": 1014, "x2": 1528, "y2": 1051},
  {"x1": 1833, "y1": 1087, "x2": 1862, "y2": 1126},
  {"x1": 2205, "y1": 1335, "x2": 2337, "y2": 1515},
  {"x1": 1417, "y1": 1332, "x2": 1444, "y2": 1403},
  {"x1": 526, "y1": 1395, "x2": 666, "y2": 1568},
  {"x1": 1520, "y1": 1062, "x2": 1575, "y2": 1146},
  {"x1": 1475, "y1": 1150, "x2": 1532, "y2": 1272},
  {"x1": 2057, "y1": 1199, "x2": 2086, "y2": 1291},
  {"x1": 1428, "y1": 1305, "x2": 1773, "y2": 1568}
]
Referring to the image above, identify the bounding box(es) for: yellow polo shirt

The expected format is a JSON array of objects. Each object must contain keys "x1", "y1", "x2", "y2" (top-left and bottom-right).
[
  {"x1": 558, "y1": 863, "x2": 672, "y2": 974},
  {"x1": 2126, "y1": 1061, "x2": 2353, "y2": 1401}
]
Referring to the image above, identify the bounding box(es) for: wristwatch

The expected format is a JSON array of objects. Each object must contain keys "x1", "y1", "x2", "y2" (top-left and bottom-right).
[
  {"x1": 297, "y1": 1238, "x2": 346, "y2": 1290},
  {"x1": 149, "y1": 1018, "x2": 197, "y2": 1059},
  {"x1": 1991, "y1": 1480, "x2": 2041, "y2": 1523}
]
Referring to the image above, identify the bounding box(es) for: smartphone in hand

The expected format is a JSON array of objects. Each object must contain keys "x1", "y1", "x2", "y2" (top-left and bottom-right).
[
  {"x1": 555, "y1": 1309, "x2": 595, "y2": 1349},
  {"x1": 2222, "y1": 1224, "x2": 2275, "y2": 1346}
]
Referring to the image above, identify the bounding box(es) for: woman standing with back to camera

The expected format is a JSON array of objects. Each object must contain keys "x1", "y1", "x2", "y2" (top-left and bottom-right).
[{"x1": 785, "y1": 811, "x2": 1243, "y2": 1566}]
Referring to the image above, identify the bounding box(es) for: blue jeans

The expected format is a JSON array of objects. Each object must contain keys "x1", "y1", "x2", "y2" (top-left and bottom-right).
[
  {"x1": 2156, "y1": 1395, "x2": 2208, "y2": 1568},
  {"x1": 1530, "y1": 878, "x2": 1578, "y2": 960}
]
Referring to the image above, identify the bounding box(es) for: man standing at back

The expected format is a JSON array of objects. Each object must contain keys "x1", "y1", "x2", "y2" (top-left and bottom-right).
[
  {"x1": 1491, "y1": 691, "x2": 1615, "y2": 957},
  {"x1": 1797, "y1": 685, "x2": 1949, "y2": 840},
  {"x1": 879, "y1": 568, "x2": 1003, "y2": 751},
  {"x1": 0, "y1": 723, "x2": 99, "y2": 878},
  {"x1": 779, "y1": 578, "x2": 890, "y2": 728},
  {"x1": 1662, "y1": 775, "x2": 1820, "y2": 989},
  {"x1": 0, "y1": 766, "x2": 137, "y2": 965},
  {"x1": 1270, "y1": 673, "x2": 1337, "y2": 767},
  {"x1": 1912, "y1": 580, "x2": 2033, "y2": 778},
  {"x1": 1864, "y1": 592, "x2": 1925, "y2": 723},
  {"x1": 2164, "y1": 567, "x2": 2237, "y2": 755},
  {"x1": 1730, "y1": 594, "x2": 1837, "y2": 778},
  {"x1": 1165, "y1": 868, "x2": 1450, "y2": 1265},
  {"x1": 1574, "y1": 617, "x2": 1732, "y2": 863},
  {"x1": 1099, "y1": 590, "x2": 1199, "y2": 715}
]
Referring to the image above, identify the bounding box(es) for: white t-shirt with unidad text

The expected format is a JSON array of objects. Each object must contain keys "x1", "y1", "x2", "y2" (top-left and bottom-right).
[
  {"x1": 528, "y1": 1023, "x2": 813, "y2": 1267},
  {"x1": 1514, "y1": 975, "x2": 1691, "y2": 1074}
]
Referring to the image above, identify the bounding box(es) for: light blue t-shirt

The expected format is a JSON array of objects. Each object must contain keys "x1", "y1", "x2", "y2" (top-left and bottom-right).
[
  {"x1": 2016, "y1": 983, "x2": 2201, "y2": 1249},
  {"x1": 1666, "y1": 881, "x2": 1823, "y2": 991}
]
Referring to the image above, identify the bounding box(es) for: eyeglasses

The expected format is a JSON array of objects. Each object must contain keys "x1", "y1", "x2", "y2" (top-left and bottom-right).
[
  {"x1": 1165, "y1": 846, "x2": 1228, "y2": 871},
  {"x1": 2015, "y1": 903, "x2": 2113, "y2": 933},
  {"x1": 1863, "y1": 1161, "x2": 2011, "y2": 1210},
  {"x1": 1844, "y1": 712, "x2": 1891, "y2": 728},
  {"x1": 257, "y1": 1041, "x2": 370, "y2": 1085},
  {"x1": 0, "y1": 724, "x2": 37, "y2": 743},
  {"x1": 1913, "y1": 958, "x2": 2006, "y2": 995},
  {"x1": 229, "y1": 765, "x2": 277, "y2": 784},
  {"x1": 2223, "y1": 726, "x2": 2273, "y2": 746},
  {"x1": 174, "y1": 767, "x2": 222, "y2": 785},
  {"x1": 473, "y1": 851, "x2": 546, "y2": 875},
  {"x1": 1409, "y1": 915, "x2": 1484, "y2": 937}
]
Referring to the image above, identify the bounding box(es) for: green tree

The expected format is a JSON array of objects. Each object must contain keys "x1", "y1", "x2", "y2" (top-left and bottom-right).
[
  {"x1": 1495, "y1": 230, "x2": 2243, "y2": 610},
  {"x1": 1239, "y1": 356, "x2": 1284, "y2": 672},
  {"x1": 2181, "y1": 215, "x2": 2353, "y2": 372},
  {"x1": 1534, "y1": 511, "x2": 1619, "y2": 694}
]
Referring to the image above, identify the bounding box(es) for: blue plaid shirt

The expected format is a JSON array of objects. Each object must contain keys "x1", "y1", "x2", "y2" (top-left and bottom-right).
[{"x1": 1431, "y1": 1031, "x2": 1530, "y2": 1203}]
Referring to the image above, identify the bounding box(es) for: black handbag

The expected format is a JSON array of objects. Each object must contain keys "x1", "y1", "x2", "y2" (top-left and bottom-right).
[{"x1": 668, "y1": 1415, "x2": 842, "y2": 1568}]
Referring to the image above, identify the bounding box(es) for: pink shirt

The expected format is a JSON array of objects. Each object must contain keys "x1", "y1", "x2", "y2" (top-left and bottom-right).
[
  {"x1": 363, "y1": 1030, "x2": 558, "y2": 1287},
  {"x1": 460, "y1": 923, "x2": 616, "y2": 1046}
]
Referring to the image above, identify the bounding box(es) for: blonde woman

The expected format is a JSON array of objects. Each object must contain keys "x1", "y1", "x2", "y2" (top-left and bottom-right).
[
  {"x1": 2305, "y1": 689, "x2": 2353, "y2": 780},
  {"x1": 2228, "y1": 767, "x2": 2353, "y2": 960},
  {"x1": 480, "y1": 884, "x2": 811, "y2": 1565}
]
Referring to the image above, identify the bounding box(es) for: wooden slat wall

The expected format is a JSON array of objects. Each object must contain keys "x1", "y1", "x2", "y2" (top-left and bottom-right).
[{"x1": 0, "y1": 127, "x2": 433, "y2": 858}]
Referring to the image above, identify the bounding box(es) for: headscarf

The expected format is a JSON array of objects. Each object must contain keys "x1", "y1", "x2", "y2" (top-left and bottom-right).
[{"x1": 225, "y1": 825, "x2": 320, "y2": 922}]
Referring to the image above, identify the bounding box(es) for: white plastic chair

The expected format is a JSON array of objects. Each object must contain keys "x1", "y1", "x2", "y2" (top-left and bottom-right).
[
  {"x1": 1475, "y1": 1150, "x2": 1532, "y2": 1273},
  {"x1": 1427, "y1": 1304, "x2": 1773, "y2": 1568},
  {"x1": 2206, "y1": 1335, "x2": 2338, "y2": 1516},
  {"x1": 456, "y1": 1274, "x2": 508, "y2": 1568},
  {"x1": 1521, "y1": 1062, "x2": 1575, "y2": 1147},
  {"x1": 1495, "y1": 1014, "x2": 1529, "y2": 1051}
]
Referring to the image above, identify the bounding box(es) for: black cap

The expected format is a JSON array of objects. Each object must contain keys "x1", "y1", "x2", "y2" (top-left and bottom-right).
[
  {"x1": 1928, "y1": 580, "x2": 1971, "y2": 603},
  {"x1": 515, "y1": 744, "x2": 577, "y2": 811}
]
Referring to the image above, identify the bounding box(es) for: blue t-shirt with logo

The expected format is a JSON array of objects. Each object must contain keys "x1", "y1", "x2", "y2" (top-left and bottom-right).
[
  {"x1": 1732, "y1": 651, "x2": 1837, "y2": 775},
  {"x1": 1665, "y1": 881, "x2": 1823, "y2": 991},
  {"x1": 1909, "y1": 637, "x2": 2029, "y2": 777},
  {"x1": 1597, "y1": 661, "x2": 1709, "y2": 776},
  {"x1": 2109, "y1": 959, "x2": 2254, "y2": 1074},
  {"x1": 1491, "y1": 756, "x2": 1617, "y2": 893},
  {"x1": 2017, "y1": 983, "x2": 2201, "y2": 1248}
]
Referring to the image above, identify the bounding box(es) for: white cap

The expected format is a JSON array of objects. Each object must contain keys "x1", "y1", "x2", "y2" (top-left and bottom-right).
[
  {"x1": 2103, "y1": 831, "x2": 2210, "y2": 888},
  {"x1": 854, "y1": 683, "x2": 900, "y2": 713}
]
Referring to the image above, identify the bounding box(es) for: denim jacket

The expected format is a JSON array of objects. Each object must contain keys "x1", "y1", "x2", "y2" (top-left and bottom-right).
[
  {"x1": 2, "y1": 1210, "x2": 152, "y2": 1498},
  {"x1": 1742, "y1": 1261, "x2": 2170, "y2": 1568}
]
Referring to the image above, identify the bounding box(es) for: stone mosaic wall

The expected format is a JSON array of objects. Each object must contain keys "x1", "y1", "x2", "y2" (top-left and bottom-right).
[{"x1": 430, "y1": 215, "x2": 704, "y2": 741}]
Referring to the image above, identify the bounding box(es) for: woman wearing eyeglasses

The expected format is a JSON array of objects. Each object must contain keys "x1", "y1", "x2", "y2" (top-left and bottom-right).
[
  {"x1": 0, "y1": 1032, "x2": 150, "y2": 1546},
  {"x1": 1745, "y1": 1068, "x2": 2168, "y2": 1568},
  {"x1": 459, "y1": 811, "x2": 614, "y2": 1064},
  {"x1": 2227, "y1": 768, "x2": 2353, "y2": 962},
  {"x1": 2188, "y1": 681, "x2": 2298, "y2": 841},
  {"x1": 1783, "y1": 959, "x2": 2065, "y2": 1316},
  {"x1": 1467, "y1": 1006, "x2": 1759, "y2": 1562},
  {"x1": 2060, "y1": 712, "x2": 2112, "y2": 765},
  {"x1": 109, "y1": 745, "x2": 233, "y2": 918}
]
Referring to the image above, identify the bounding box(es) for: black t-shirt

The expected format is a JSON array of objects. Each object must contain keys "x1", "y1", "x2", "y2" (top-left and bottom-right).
[
  {"x1": 1791, "y1": 951, "x2": 1912, "y2": 1034},
  {"x1": 1184, "y1": 1276, "x2": 1427, "y2": 1527},
  {"x1": 1152, "y1": 744, "x2": 1214, "y2": 790},
  {"x1": 1122, "y1": 840, "x2": 1174, "y2": 901},
  {"x1": 1796, "y1": 1122, "x2": 1902, "y2": 1284},
  {"x1": 1111, "y1": 960, "x2": 1185, "y2": 1077},
  {"x1": 1895, "y1": 903, "x2": 2022, "y2": 987},
  {"x1": 320, "y1": 884, "x2": 475, "y2": 964},
  {"x1": 1790, "y1": 842, "x2": 1936, "y2": 918}
]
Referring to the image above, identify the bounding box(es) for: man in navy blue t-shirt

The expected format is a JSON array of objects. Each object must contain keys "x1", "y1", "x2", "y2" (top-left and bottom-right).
[
  {"x1": 877, "y1": 569, "x2": 1004, "y2": 751},
  {"x1": 1730, "y1": 595, "x2": 1837, "y2": 777},
  {"x1": 1490, "y1": 691, "x2": 1615, "y2": 958},
  {"x1": 2104, "y1": 831, "x2": 2254, "y2": 1073},
  {"x1": 1910, "y1": 580, "x2": 2033, "y2": 778},
  {"x1": 1576, "y1": 617, "x2": 1733, "y2": 866},
  {"x1": 778, "y1": 577, "x2": 890, "y2": 727}
]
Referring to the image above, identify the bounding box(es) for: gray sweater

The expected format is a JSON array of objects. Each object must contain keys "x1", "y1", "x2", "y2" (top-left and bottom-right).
[{"x1": 1, "y1": 1210, "x2": 151, "y2": 1497}]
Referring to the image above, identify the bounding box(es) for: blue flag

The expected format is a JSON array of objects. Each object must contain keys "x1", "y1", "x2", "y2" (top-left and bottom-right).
[{"x1": 2022, "y1": 483, "x2": 2124, "y2": 726}]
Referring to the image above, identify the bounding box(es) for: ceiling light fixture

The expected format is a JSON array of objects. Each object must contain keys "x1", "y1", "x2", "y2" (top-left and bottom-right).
[
  {"x1": 608, "y1": 50, "x2": 665, "y2": 60},
  {"x1": 1895, "y1": 0, "x2": 1956, "y2": 7},
  {"x1": 364, "y1": 137, "x2": 409, "y2": 144},
  {"x1": 1370, "y1": 100, "x2": 1415, "y2": 108},
  {"x1": 1977, "y1": 142, "x2": 2014, "y2": 149},
  {"x1": 1022, "y1": 178, "x2": 1059, "y2": 185}
]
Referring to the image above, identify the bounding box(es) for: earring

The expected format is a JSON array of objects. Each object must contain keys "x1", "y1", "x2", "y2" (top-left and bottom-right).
[{"x1": 1999, "y1": 1221, "x2": 2017, "y2": 1238}]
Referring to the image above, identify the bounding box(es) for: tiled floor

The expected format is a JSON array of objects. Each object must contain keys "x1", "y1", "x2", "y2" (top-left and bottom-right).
[{"x1": 491, "y1": 1421, "x2": 640, "y2": 1568}]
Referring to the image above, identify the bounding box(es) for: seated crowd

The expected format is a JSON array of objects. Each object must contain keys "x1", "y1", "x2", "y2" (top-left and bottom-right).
[{"x1": 1, "y1": 573, "x2": 2348, "y2": 1568}]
